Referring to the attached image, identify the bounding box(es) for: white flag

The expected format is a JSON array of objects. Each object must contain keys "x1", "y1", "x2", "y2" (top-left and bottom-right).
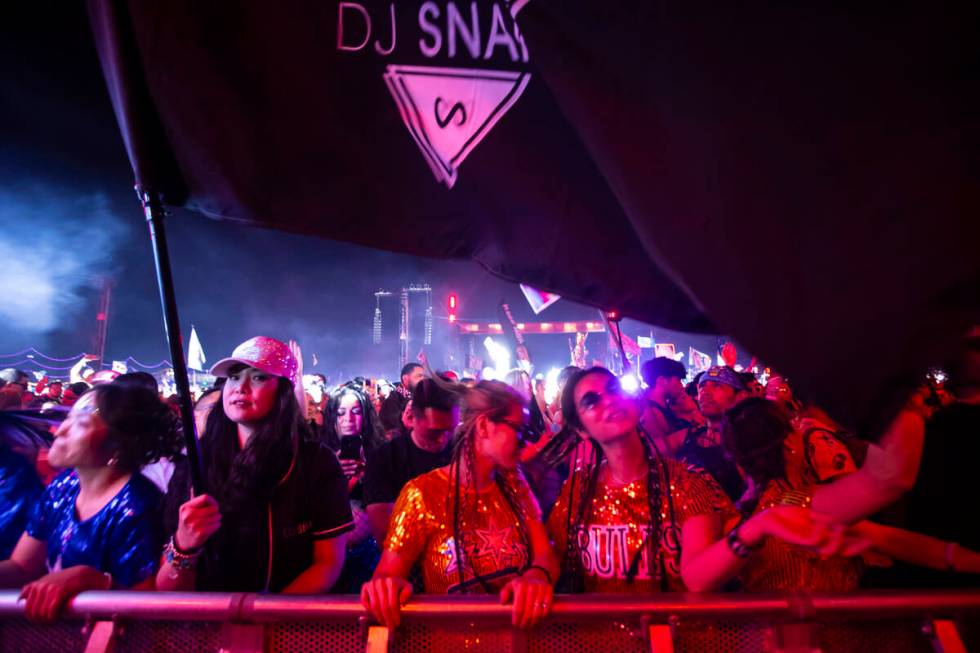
[
  {"x1": 689, "y1": 348, "x2": 712, "y2": 373},
  {"x1": 187, "y1": 326, "x2": 206, "y2": 371},
  {"x1": 519, "y1": 284, "x2": 561, "y2": 314}
]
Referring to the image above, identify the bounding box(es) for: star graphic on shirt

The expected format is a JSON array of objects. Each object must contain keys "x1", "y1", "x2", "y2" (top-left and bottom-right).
[{"x1": 472, "y1": 517, "x2": 522, "y2": 570}]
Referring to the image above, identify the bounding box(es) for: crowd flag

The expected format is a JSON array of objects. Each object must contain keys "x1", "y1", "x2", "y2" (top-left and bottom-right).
[
  {"x1": 91, "y1": 0, "x2": 980, "y2": 437},
  {"x1": 654, "y1": 343, "x2": 676, "y2": 358},
  {"x1": 498, "y1": 300, "x2": 532, "y2": 371},
  {"x1": 519, "y1": 285, "x2": 561, "y2": 315},
  {"x1": 689, "y1": 348, "x2": 713, "y2": 373},
  {"x1": 187, "y1": 326, "x2": 206, "y2": 372}
]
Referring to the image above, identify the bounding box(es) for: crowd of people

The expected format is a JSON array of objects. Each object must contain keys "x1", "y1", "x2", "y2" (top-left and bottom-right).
[{"x1": 0, "y1": 330, "x2": 978, "y2": 626}]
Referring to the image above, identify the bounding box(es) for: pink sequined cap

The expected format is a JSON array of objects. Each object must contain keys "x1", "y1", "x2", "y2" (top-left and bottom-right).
[{"x1": 209, "y1": 336, "x2": 298, "y2": 383}]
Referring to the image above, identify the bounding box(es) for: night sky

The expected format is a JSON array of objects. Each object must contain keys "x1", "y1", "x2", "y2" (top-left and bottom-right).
[{"x1": 0, "y1": 4, "x2": 726, "y2": 382}]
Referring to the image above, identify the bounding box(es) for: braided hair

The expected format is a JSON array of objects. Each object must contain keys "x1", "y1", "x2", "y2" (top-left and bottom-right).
[
  {"x1": 439, "y1": 379, "x2": 533, "y2": 592},
  {"x1": 540, "y1": 367, "x2": 671, "y2": 591}
]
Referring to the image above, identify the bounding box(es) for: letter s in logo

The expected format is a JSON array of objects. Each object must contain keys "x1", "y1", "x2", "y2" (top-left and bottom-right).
[{"x1": 434, "y1": 98, "x2": 467, "y2": 128}]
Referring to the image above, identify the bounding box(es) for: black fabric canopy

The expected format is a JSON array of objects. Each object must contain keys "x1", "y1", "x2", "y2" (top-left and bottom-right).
[{"x1": 88, "y1": 0, "x2": 979, "y2": 435}]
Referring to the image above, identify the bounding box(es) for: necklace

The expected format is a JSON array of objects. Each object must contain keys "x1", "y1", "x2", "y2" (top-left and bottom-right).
[{"x1": 602, "y1": 460, "x2": 647, "y2": 486}]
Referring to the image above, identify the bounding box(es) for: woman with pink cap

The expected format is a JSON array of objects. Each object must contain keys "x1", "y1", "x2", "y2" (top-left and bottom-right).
[{"x1": 156, "y1": 336, "x2": 353, "y2": 593}]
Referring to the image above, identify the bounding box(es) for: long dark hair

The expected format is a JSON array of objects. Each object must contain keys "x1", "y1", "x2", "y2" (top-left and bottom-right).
[
  {"x1": 435, "y1": 378, "x2": 533, "y2": 592},
  {"x1": 86, "y1": 383, "x2": 182, "y2": 473},
  {"x1": 321, "y1": 382, "x2": 384, "y2": 454},
  {"x1": 721, "y1": 397, "x2": 792, "y2": 515},
  {"x1": 161, "y1": 367, "x2": 312, "y2": 590},
  {"x1": 200, "y1": 374, "x2": 307, "y2": 523},
  {"x1": 164, "y1": 370, "x2": 309, "y2": 550},
  {"x1": 541, "y1": 367, "x2": 669, "y2": 591}
]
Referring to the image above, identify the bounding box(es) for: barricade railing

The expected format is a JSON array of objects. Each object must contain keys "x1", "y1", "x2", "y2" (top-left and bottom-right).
[{"x1": 0, "y1": 589, "x2": 978, "y2": 653}]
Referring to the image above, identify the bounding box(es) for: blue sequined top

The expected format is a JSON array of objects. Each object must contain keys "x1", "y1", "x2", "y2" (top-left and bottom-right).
[
  {"x1": 26, "y1": 470, "x2": 164, "y2": 587},
  {"x1": 0, "y1": 446, "x2": 43, "y2": 559}
]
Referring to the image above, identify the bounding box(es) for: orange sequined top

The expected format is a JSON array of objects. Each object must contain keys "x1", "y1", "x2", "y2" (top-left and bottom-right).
[
  {"x1": 740, "y1": 428, "x2": 863, "y2": 592},
  {"x1": 384, "y1": 467, "x2": 541, "y2": 594},
  {"x1": 547, "y1": 458, "x2": 736, "y2": 593}
]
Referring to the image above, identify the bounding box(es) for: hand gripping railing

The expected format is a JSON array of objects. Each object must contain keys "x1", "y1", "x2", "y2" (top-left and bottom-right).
[{"x1": 0, "y1": 589, "x2": 978, "y2": 652}]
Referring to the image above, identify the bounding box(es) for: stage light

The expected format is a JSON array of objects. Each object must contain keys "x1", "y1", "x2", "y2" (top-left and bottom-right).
[
  {"x1": 620, "y1": 374, "x2": 640, "y2": 394},
  {"x1": 544, "y1": 367, "x2": 561, "y2": 404},
  {"x1": 447, "y1": 293, "x2": 458, "y2": 324},
  {"x1": 483, "y1": 337, "x2": 511, "y2": 377}
]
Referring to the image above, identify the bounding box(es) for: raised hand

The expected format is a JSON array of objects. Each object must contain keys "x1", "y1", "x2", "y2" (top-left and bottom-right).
[
  {"x1": 176, "y1": 494, "x2": 221, "y2": 551},
  {"x1": 288, "y1": 340, "x2": 304, "y2": 384}
]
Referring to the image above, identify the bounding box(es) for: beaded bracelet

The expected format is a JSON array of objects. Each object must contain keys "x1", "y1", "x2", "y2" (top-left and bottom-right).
[
  {"x1": 164, "y1": 535, "x2": 203, "y2": 577},
  {"x1": 726, "y1": 524, "x2": 757, "y2": 559}
]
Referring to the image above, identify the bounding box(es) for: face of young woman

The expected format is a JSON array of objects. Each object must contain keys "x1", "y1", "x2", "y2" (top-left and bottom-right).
[
  {"x1": 572, "y1": 371, "x2": 639, "y2": 444},
  {"x1": 223, "y1": 366, "x2": 279, "y2": 426},
  {"x1": 480, "y1": 403, "x2": 526, "y2": 470},
  {"x1": 336, "y1": 392, "x2": 364, "y2": 436},
  {"x1": 48, "y1": 392, "x2": 111, "y2": 469}
]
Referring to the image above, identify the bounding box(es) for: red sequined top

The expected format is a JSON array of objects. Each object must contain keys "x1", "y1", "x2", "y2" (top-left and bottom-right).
[
  {"x1": 384, "y1": 468, "x2": 541, "y2": 594},
  {"x1": 740, "y1": 428, "x2": 863, "y2": 592},
  {"x1": 547, "y1": 458, "x2": 736, "y2": 593}
]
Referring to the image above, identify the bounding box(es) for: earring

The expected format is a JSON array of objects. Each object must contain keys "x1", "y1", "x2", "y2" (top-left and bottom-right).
[{"x1": 107, "y1": 454, "x2": 120, "y2": 468}]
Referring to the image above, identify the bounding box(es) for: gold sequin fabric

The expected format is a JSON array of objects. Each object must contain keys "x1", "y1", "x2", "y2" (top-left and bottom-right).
[
  {"x1": 384, "y1": 468, "x2": 541, "y2": 594},
  {"x1": 547, "y1": 459, "x2": 736, "y2": 593},
  {"x1": 740, "y1": 430, "x2": 862, "y2": 592}
]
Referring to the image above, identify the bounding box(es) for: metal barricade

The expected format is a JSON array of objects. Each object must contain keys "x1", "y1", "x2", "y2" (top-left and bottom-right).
[{"x1": 0, "y1": 590, "x2": 977, "y2": 653}]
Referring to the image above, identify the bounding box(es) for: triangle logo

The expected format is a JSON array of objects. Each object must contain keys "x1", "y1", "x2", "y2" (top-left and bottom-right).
[{"x1": 384, "y1": 65, "x2": 531, "y2": 188}]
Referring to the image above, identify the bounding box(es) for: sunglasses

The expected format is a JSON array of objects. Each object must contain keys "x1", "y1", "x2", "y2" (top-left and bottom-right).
[
  {"x1": 494, "y1": 417, "x2": 533, "y2": 444},
  {"x1": 577, "y1": 377, "x2": 624, "y2": 412}
]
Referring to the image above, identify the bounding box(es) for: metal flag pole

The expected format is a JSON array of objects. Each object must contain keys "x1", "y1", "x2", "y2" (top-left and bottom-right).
[
  {"x1": 614, "y1": 321, "x2": 630, "y2": 374},
  {"x1": 599, "y1": 309, "x2": 631, "y2": 375},
  {"x1": 139, "y1": 189, "x2": 205, "y2": 494}
]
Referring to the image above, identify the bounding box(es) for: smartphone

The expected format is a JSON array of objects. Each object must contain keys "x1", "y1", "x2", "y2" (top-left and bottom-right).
[
  {"x1": 925, "y1": 367, "x2": 948, "y2": 409},
  {"x1": 338, "y1": 435, "x2": 363, "y2": 461}
]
